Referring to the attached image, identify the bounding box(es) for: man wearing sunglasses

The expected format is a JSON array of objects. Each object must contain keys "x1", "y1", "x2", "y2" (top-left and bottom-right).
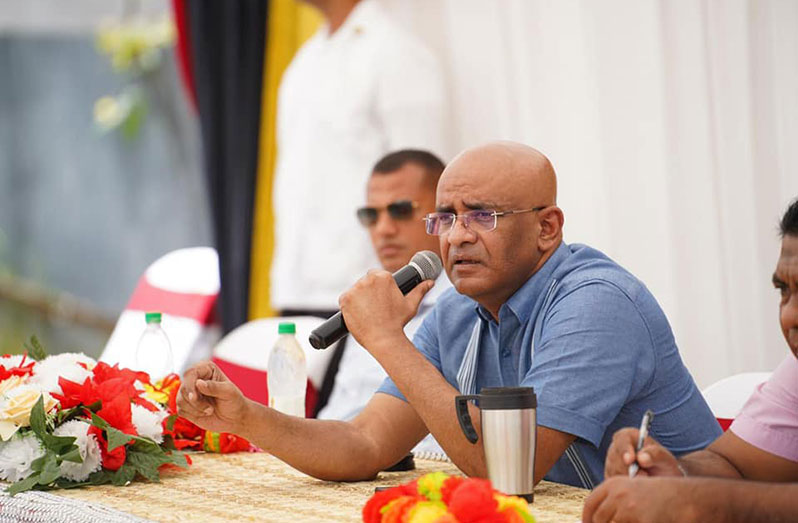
[
  {"x1": 178, "y1": 142, "x2": 719, "y2": 487},
  {"x1": 318, "y1": 150, "x2": 450, "y2": 459}
]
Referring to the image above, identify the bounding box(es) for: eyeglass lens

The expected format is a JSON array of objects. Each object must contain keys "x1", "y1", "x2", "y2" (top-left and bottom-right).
[{"x1": 425, "y1": 210, "x2": 497, "y2": 235}]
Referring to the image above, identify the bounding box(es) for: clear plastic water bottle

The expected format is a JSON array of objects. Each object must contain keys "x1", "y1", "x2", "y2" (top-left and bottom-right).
[
  {"x1": 135, "y1": 311, "x2": 175, "y2": 382},
  {"x1": 267, "y1": 322, "x2": 307, "y2": 417}
]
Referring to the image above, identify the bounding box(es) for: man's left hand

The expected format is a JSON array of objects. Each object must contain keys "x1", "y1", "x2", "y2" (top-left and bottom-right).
[
  {"x1": 582, "y1": 476, "x2": 694, "y2": 523},
  {"x1": 338, "y1": 269, "x2": 434, "y2": 354}
]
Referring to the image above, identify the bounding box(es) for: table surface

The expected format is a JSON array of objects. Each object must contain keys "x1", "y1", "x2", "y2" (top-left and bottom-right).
[{"x1": 54, "y1": 452, "x2": 588, "y2": 522}]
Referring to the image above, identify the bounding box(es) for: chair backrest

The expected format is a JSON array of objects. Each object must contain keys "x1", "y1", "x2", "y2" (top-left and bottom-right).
[
  {"x1": 702, "y1": 372, "x2": 772, "y2": 431},
  {"x1": 101, "y1": 247, "x2": 221, "y2": 374},
  {"x1": 212, "y1": 316, "x2": 332, "y2": 417}
]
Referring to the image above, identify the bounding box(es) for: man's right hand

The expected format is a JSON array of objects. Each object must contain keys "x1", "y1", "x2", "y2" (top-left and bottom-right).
[
  {"x1": 177, "y1": 361, "x2": 250, "y2": 435},
  {"x1": 605, "y1": 427, "x2": 683, "y2": 477}
]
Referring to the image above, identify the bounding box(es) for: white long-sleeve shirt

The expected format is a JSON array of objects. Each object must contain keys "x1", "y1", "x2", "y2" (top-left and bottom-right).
[{"x1": 270, "y1": 0, "x2": 447, "y2": 310}]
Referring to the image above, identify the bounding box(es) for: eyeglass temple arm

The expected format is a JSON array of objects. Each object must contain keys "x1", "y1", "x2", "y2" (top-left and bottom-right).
[{"x1": 495, "y1": 206, "x2": 547, "y2": 217}]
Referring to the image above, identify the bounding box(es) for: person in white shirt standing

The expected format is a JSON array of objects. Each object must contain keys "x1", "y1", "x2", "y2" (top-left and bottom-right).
[
  {"x1": 271, "y1": 0, "x2": 448, "y2": 317},
  {"x1": 317, "y1": 150, "x2": 450, "y2": 459}
]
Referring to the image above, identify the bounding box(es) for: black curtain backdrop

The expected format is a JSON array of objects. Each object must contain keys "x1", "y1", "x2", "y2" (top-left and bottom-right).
[{"x1": 185, "y1": 1, "x2": 268, "y2": 333}]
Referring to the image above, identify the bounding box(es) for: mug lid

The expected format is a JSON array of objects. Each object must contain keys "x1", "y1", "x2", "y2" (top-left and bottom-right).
[{"x1": 477, "y1": 386, "x2": 536, "y2": 410}]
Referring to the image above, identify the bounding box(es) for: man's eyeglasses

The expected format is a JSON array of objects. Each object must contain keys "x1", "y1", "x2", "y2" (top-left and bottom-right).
[
  {"x1": 423, "y1": 206, "x2": 547, "y2": 236},
  {"x1": 356, "y1": 200, "x2": 418, "y2": 227}
]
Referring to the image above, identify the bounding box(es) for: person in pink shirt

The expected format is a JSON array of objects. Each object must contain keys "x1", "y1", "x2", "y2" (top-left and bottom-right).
[{"x1": 583, "y1": 198, "x2": 798, "y2": 523}]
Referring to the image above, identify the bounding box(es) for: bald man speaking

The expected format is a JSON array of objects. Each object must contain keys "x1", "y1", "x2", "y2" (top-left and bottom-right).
[{"x1": 178, "y1": 142, "x2": 720, "y2": 487}]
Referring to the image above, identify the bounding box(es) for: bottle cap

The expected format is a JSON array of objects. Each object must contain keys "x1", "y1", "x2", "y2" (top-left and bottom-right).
[
  {"x1": 278, "y1": 322, "x2": 296, "y2": 334},
  {"x1": 145, "y1": 312, "x2": 162, "y2": 324}
]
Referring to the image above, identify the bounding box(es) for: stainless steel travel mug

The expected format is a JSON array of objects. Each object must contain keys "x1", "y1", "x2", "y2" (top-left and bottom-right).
[{"x1": 455, "y1": 387, "x2": 537, "y2": 501}]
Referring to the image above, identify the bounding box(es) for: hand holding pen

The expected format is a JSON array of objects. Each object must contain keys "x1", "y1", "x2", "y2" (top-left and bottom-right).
[
  {"x1": 603, "y1": 412, "x2": 687, "y2": 478},
  {"x1": 628, "y1": 410, "x2": 654, "y2": 477}
]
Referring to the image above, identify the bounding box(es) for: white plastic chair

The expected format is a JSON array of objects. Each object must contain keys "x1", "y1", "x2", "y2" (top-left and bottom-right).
[
  {"x1": 212, "y1": 316, "x2": 333, "y2": 415},
  {"x1": 101, "y1": 247, "x2": 222, "y2": 374},
  {"x1": 702, "y1": 372, "x2": 772, "y2": 431}
]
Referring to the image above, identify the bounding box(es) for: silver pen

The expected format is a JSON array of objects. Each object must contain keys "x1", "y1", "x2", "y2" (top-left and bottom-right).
[{"x1": 628, "y1": 409, "x2": 654, "y2": 478}]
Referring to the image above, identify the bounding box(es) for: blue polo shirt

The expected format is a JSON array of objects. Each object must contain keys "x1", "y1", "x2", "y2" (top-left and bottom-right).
[{"x1": 377, "y1": 242, "x2": 721, "y2": 488}]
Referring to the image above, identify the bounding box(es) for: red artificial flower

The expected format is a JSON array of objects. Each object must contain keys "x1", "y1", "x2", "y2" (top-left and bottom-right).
[
  {"x1": 157, "y1": 374, "x2": 182, "y2": 398},
  {"x1": 160, "y1": 379, "x2": 204, "y2": 448},
  {"x1": 95, "y1": 393, "x2": 138, "y2": 436},
  {"x1": 158, "y1": 452, "x2": 193, "y2": 473},
  {"x1": 57, "y1": 362, "x2": 155, "y2": 413},
  {"x1": 162, "y1": 418, "x2": 203, "y2": 450},
  {"x1": 363, "y1": 490, "x2": 400, "y2": 523},
  {"x1": 219, "y1": 433, "x2": 251, "y2": 453},
  {"x1": 0, "y1": 353, "x2": 36, "y2": 382},
  {"x1": 53, "y1": 376, "x2": 99, "y2": 409},
  {"x1": 441, "y1": 475, "x2": 466, "y2": 505},
  {"x1": 399, "y1": 479, "x2": 419, "y2": 496},
  {"x1": 362, "y1": 483, "x2": 422, "y2": 523},
  {"x1": 165, "y1": 377, "x2": 182, "y2": 414},
  {"x1": 92, "y1": 361, "x2": 149, "y2": 387},
  {"x1": 381, "y1": 496, "x2": 423, "y2": 523},
  {"x1": 202, "y1": 431, "x2": 251, "y2": 453},
  {"x1": 94, "y1": 363, "x2": 149, "y2": 403},
  {"x1": 88, "y1": 425, "x2": 127, "y2": 471},
  {"x1": 85, "y1": 394, "x2": 138, "y2": 471},
  {"x1": 447, "y1": 478, "x2": 503, "y2": 523}
]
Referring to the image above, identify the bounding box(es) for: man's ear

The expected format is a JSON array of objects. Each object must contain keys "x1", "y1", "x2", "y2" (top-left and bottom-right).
[{"x1": 537, "y1": 207, "x2": 564, "y2": 250}]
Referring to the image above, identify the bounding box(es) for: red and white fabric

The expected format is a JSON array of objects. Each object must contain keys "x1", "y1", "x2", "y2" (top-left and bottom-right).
[
  {"x1": 101, "y1": 247, "x2": 221, "y2": 374},
  {"x1": 702, "y1": 372, "x2": 772, "y2": 431},
  {"x1": 212, "y1": 317, "x2": 332, "y2": 417}
]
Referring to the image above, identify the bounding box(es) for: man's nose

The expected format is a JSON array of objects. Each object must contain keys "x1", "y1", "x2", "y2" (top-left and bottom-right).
[
  {"x1": 374, "y1": 211, "x2": 398, "y2": 236},
  {"x1": 446, "y1": 216, "x2": 477, "y2": 246}
]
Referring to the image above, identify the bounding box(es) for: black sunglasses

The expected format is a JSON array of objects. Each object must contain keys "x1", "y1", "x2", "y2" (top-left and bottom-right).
[{"x1": 356, "y1": 200, "x2": 418, "y2": 227}]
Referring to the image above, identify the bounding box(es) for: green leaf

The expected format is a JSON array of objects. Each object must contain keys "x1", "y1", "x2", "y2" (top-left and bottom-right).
[
  {"x1": 42, "y1": 434, "x2": 77, "y2": 455},
  {"x1": 125, "y1": 449, "x2": 163, "y2": 482},
  {"x1": 88, "y1": 469, "x2": 113, "y2": 486},
  {"x1": 30, "y1": 396, "x2": 78, "y2": 455},
  {"x1": 69, "y1": 469, "x2": 113, "y2": 488},
  {"x1": 88, "y1": 412, "x2": 132, "y2": 452},
  {"x1": 89, "y1": 411, "x2": 109, "y2": 430},
  {"x1": 166, "y1": 451, "x2": 189, "y2": 469},
  {"x1": 37, "y1": 453, "x2": 61, "y2": 485},
  {"x1": 106, "y1": 426, "x2": 132, "y2": 452},
  {"x1": 26, "y1": 336, "x2": 48, "y2": 361},
  {"x1": 31, "y1": 452, "x2": 49, "y2": 473},
  {"x1": 120, "y1": 92, "x2": 146, "y2": 140},
  {"x1": 7, "y1": 474, "x2": 41, "y2": 496},
  {"x1": 84, "y1": 400, "x2": 102, "y2": 413},
  {"x1": 165, "y1": 414, "x2": 177, "y2": 432},
  {"x1": 55, "y1": 406, "x2": 76, "y2": 425},
  {"x1": 60, "y1": 446, "x2": 83, "y2": 464},
  {"x1": 130, "y1": 437, "x2": 161, "y2": 453},
  {"x1": 56, "y1": 403, "x2": 98, "y2": 425},
  {"x1": 29, "y1": 396, "x2": 48, "y2": 441},
  {"x1": 160, "y1": 435, "x2": 177, "y2": 450},
  {"x1": 110, "y1": 465, "x2": 136, "y2": 486}
]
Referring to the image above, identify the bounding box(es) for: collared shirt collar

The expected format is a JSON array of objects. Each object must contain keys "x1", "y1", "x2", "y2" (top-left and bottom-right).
[
  {"x1": 474, "y1": 242, "x2": 569, "y2": 323},
  {"x1": 321, "y1": 0, "x2": 377, "y2": 40}
]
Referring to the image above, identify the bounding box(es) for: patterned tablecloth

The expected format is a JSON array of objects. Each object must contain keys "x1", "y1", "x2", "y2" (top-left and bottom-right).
[{"x1": 11, "y1": 453, "x2": 588, "y2": 522}]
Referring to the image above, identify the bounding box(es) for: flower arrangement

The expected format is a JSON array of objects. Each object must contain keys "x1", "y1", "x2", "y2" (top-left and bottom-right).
[
  {"x1": 362, "y1": 471, "x2": 536, "y2": 523},
  {"x1": 0, "y1": 337, "x2": 250, "y2": 495}
]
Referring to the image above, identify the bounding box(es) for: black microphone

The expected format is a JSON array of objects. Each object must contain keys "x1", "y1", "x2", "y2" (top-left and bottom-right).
[{"x1": 308, "y1": 251, "x2": 443, "y2": 350}]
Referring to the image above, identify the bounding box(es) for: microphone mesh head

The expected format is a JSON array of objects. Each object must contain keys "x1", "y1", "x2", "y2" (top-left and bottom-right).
[{"x1": 411, "y1": 251, "x2": 443, "y2": 281}]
